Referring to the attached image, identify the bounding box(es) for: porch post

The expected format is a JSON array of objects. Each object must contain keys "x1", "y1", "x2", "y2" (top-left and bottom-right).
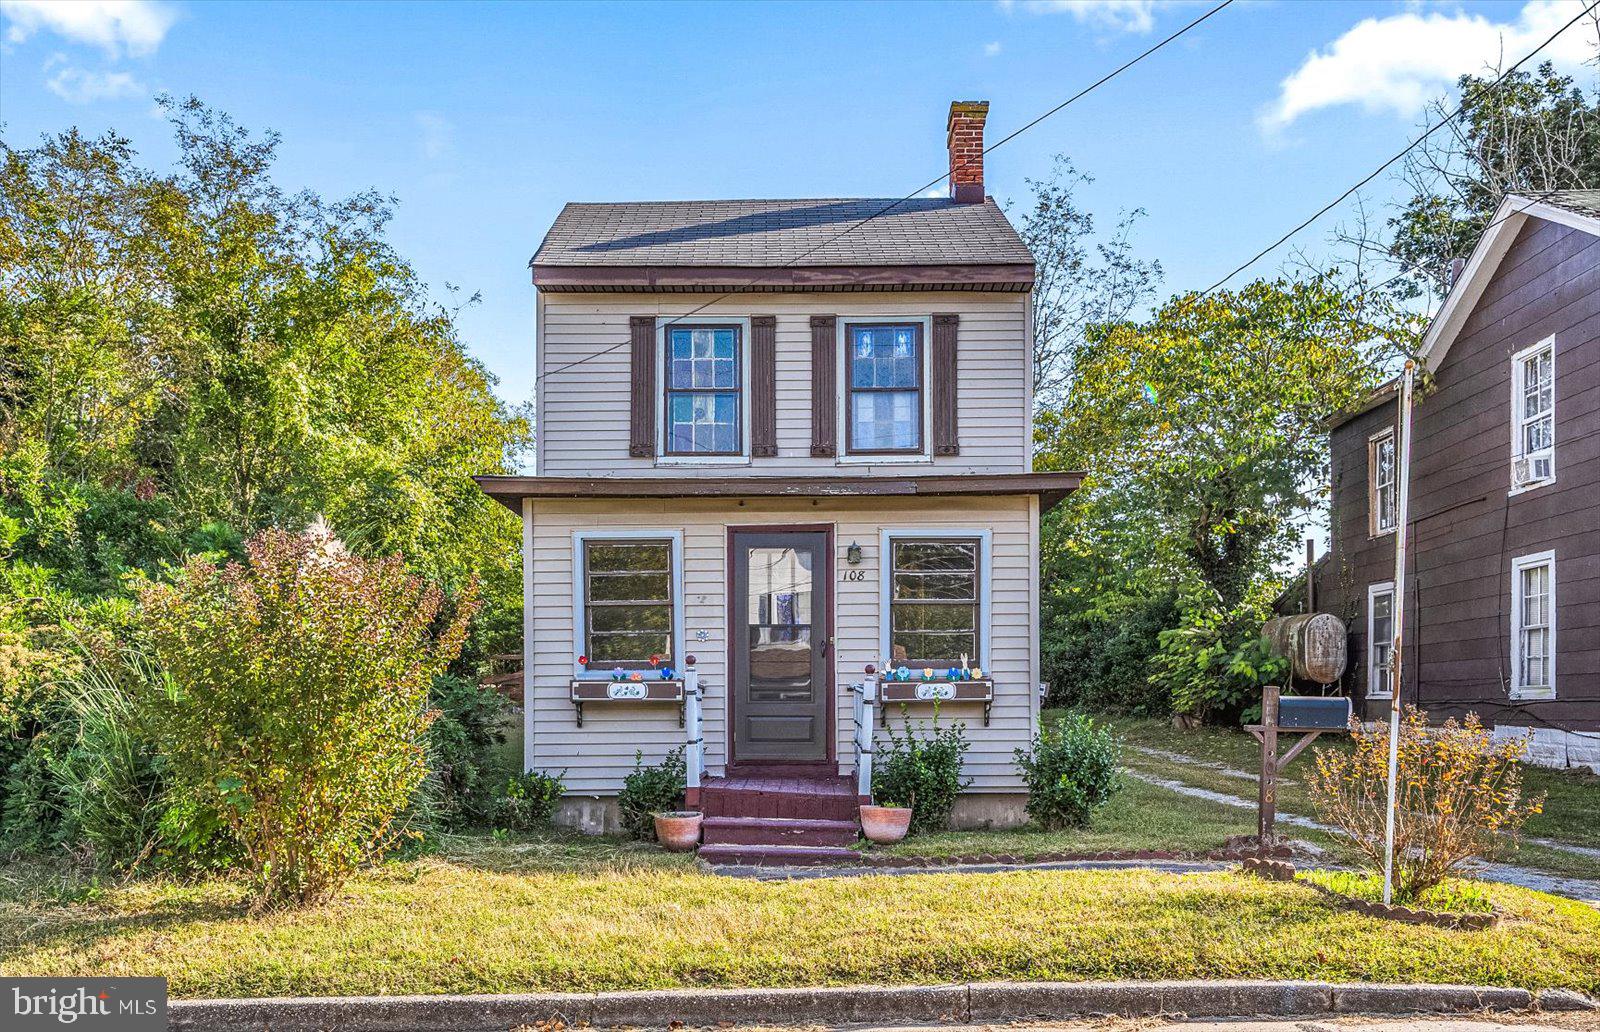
[
  {"x1": 854, "y1": 671, "x2": 877, "y2": 802},
  {"x1": 684, "y1": 655, "x2": 704, "y2": 808}
]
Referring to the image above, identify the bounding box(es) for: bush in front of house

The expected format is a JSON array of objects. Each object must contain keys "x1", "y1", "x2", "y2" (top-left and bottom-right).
[
  {"x1": 138, "y1": 523, "x2": 477, "y2": 907},
  {"x1": 491, "y1": 769, "x2": 566, "y2": 833},
  {"x1": 873, "y1": 715, "x2": 971, "y2": 835},
  {"x1": 1305, "y1": 706, "x2": 1545, "y2": 905},
  {"x1": 1015, "y1": 713, "x2": 1122, "y2": 829},
  {"x1": 617, "y1": 747, "x2": 686, "y2": 840},
  {"x1": 426, "y1": 674, "x2": 512, "y2": 829}
]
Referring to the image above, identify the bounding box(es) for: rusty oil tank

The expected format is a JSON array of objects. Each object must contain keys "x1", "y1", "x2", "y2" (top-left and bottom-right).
[{"x1": 1263, "y1": 613, "x2": 1348, "y2": 685}]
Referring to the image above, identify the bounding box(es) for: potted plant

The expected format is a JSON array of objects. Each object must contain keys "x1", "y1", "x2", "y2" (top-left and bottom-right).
[
  {"x1": 652, "y1": 810, "x2": 703, "y2": 851},
  {"x1": 859, "y1": 793, "x2": 913, "y2": 845}
]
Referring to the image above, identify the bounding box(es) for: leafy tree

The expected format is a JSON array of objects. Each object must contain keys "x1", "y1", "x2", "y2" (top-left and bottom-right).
[
  {"x1": 1390, "y1": 59, "x2": 1600, "y2": 295},
  {"x1": 139, "y1": 523, "x2": 477, "y2": 906}
]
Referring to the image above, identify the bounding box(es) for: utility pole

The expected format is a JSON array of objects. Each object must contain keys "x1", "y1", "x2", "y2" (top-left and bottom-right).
[{"x1": 1383, "y1": 361, "x2": 1417, "y2": 905}]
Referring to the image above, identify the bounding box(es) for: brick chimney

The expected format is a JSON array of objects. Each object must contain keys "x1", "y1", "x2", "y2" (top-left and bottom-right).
[{"x1": 947, "y1": 101, "x2": 989, "y2": 204}]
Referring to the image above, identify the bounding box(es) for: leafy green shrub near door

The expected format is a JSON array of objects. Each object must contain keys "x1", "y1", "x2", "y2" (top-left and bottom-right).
[
  {"x1": 873, "y1": 716, "x2": 970, "y2": 834},
  {"x1": 491, "y1": 770, "x2": 566, "y2": 833},
  {"x1": 1015, "y1": 713, "x2": 1122, "y2": 829},
  {"x1": 617, "y1": 748, "x2": 686, "y2": 840}
]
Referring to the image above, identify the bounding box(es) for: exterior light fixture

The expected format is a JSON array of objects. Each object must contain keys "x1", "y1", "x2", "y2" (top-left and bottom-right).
[{"x1": 846, "y1": 541, "x2": 863, "y2": 565}]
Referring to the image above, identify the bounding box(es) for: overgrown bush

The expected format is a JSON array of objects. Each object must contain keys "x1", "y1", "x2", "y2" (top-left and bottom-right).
[
  {"x1": 617, "y1": 748, "x2": 686, "y2": 840},
  {"x1": 1015, "y1": 713, "x2": 1122, "y2": 829},
  {"x1": 426, "y1": 675, "x2": 511, "y2": 828},
  {"x1": 1148, "y1": 587, "x2": 1286, "y2": 724},
  {"x1": 138, "y1": 523, "x2": 477, "y2": 907},
  {"x1": 1306, "y1": 707, "x2": 1545, "y2": 904},
  {"x1": 873, "y1": 715, "x2": 970, "y2": 834},
  {"x1": 491, "y1": 770, "x2": 566, "y2": 833},
  {"x1": 1042, "y1": 592, "x2": 1176, "y2": 714}
]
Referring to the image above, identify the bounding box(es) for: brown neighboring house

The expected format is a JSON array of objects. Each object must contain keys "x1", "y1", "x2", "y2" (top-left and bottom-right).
[
  {"x1": 1312, "y1": 190, "x2": 1600, "y2": 771},
  {"x1": 475, "y1": 102, "x2": 1080, "y2": 850}
]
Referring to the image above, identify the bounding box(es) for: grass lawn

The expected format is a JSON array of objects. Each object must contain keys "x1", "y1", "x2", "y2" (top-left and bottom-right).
[{"x1": 2, "y1": 833, "x2": 1597, "y2": 999}]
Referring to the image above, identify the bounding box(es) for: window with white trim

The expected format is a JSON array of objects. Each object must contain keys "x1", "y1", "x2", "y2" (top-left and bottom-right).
[
  {"x1": 1366, "y1": 582, "x2": 1395, "y2": 699},
  {"x1": 1369, "y1": 428, "x2": 1397, "y2": 536},
  {"x1": 578, "y1": 537, "x2": 676, "y2": 669},
  {"x1": 1511, "y1": 338, "x2": 1554, "y2": 490},
  {"x1": 880, "y1": 531, "x2": 989, "y2": 669},
  {"x1": 1511, "y1": 551, "x2": 1555, "y2": 699},
  {"x1": 664, "y1": 325, "x2": 742, "y2": 456}
]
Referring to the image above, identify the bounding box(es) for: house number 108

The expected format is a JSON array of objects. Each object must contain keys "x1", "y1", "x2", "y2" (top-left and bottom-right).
[{"x1": 841, "y1": 569, "x2": 869, "y2": 582}]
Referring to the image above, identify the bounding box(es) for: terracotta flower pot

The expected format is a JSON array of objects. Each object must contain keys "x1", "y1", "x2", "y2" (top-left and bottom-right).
[
  {"x1": 859, "y1": 804, "x2": 912, "y2": 845},
  {"x1": 653, "y1": 811, "x2": 703, "y2": 852}
]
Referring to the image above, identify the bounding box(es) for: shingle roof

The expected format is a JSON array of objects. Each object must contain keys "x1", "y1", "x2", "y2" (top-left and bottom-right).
[
  {"x1": 1542, "y1": 189, "x2": 1600, "y2": 222},
  {"x1": 532, "y1": 197, "x2": 1033, "y2": 268}
]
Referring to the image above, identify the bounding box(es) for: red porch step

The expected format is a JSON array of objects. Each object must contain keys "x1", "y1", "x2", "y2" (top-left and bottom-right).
[
  {"x1": 700, "y1": 772, "x2": 859, "y2": 823},
  {"x1": 697, "y1": 842, "x2": 863, "y2": 866},
  {"x1": 702, "y1": 816, "x2": 859, "y2": 848}
]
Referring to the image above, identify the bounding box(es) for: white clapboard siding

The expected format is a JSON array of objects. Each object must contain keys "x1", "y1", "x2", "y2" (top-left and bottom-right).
[
  {"x1": 536, "y1": 291, "x2": 1030, "y2": 476},
  {"x1": 525, "y1": 495, "x2": 1039, "y2": 795}
]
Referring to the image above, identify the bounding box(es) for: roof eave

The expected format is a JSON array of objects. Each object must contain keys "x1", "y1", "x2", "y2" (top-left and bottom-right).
[
  {"x1": 473, "y1": 471, "x2": 1083, "y2": 514},
  {"x1": 529, "y1": 262, "x2": 1036, "y2": 293}
]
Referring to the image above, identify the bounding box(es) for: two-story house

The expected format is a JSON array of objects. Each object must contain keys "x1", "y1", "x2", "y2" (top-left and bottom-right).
[
  {"x1": 475, "y1": 102, "x2": 1080, "y2": 856},
  {"x1": 1315, "y1": 190, "x2": 1599, "y2": 772}
]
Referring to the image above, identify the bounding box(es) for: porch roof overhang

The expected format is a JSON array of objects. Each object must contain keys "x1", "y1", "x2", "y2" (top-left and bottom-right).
[{"x1": 473, "y1": 471, "x2": 1084, "y2": 514}]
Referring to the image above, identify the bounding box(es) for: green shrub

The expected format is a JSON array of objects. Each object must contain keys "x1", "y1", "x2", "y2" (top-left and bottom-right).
[
  {"x1": 1015, "y1": 713, "x2": 1122, "y2": 829},
  {"x1": 1041, "y1": 592, "x2": 1176, "y2": 715},
  {"x1": 138, "y1": 524, "x2": 477, "y2": 906},
  {"x1": 873, "y1": 715, "x2": 970, "y2": 835},
  {"x1": 492, "y1": 770, "x2": 566, "y2": 833},
  {"x1": 617, "y1": 748, "x2": 686, "y2": 840},
  {"x1": 426, "y1": 675, "x2": 511, "y2": 828},
  {"x1": 1149, "y1": 587, "x2": 1286, "y2": 724}
]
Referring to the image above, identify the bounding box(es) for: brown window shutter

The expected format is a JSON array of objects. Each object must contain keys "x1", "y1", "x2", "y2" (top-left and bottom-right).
[
  {"x1": 809, "y1": 315, "x2": 837, "y2": 457},
  {"x1": 750, "y1": 316, "x2": 778, "y2": 457},
  {"x1": 628, "y1": 316, "x2": 656, "y2": 458},
  {"x1": 932, "y1": 313, "x2": 959, "y2": 456}
]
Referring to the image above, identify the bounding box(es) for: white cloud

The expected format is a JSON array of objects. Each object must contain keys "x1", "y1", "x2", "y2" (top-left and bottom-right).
[
  {"x1": 1003, "y1": 0, "x2": 1165, "y2": 34},
  {"x1": 1, "y1": 0, "x2": 174, "y2": 57},
  {"x1": 45, "y1": 63, "x2": 144, "y2": 103},
  {"x1": 415, "y1": 111, "x2": 455, "y2": 160},
  {"x1": 1263, "y1": 0, "x2": 1599, "y2": 130},
  {"x1": 983, "y1": 40, "x2": 1003, "y2": 56}
]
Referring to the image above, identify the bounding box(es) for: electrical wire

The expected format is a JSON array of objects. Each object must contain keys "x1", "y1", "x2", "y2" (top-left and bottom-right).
[
  {"x1": 536, "y1": 0, "x2": 1237, "y2": 386},
  {"x1": 1198, "y1": 0, "x2": 1599, "y2": 297}
]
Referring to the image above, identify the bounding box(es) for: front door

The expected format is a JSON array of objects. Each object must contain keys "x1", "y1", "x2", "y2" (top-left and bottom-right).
[{"x1": 731, "y1": 530, "x2": 830, "y2": 763}]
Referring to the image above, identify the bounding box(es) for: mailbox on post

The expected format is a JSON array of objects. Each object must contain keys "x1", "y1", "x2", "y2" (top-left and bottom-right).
[{"x1": 1277, "y1": 695, "x2": 1352, "y2": 731}]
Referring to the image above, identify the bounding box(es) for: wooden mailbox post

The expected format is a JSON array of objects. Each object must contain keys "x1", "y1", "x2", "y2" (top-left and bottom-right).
[{"x1": 1247, "y1": 686, "x2": 1351, "y2": 844}]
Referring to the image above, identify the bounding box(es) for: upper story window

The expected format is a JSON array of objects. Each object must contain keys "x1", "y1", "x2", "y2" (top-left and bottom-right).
[
  {"x1": 847, "y1": 323, "x2": 923, "y2": 454},
  {"x1": 1369, "y1": 428, "x2": 1397, "y2": 536},
  {"x1": 1511, "y1": 551, "x2": 1555, "y2": 700},
  {"x1": 579, "y1": 537, "x2": 676, "y2": 670},
  {"x1": 665, "y1": 325, "x2": 741, "y2": 455},
  {"x1": 885, "y1": 534, "x2": 982, "y2": 667},
  {"x1": 1511, "y1": 337, "x2": 1554, "y2": 491}
]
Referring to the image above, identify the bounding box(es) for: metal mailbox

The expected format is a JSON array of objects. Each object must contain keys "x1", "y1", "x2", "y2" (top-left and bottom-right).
[{"x1": 1276, "y1": 695, "x2": 1352, "y2": 731}]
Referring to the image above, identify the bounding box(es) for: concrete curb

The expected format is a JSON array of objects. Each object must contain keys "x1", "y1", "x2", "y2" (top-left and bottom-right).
[{"x1": 167, "y1": 980, "x2": 1598, "y2": 1030}]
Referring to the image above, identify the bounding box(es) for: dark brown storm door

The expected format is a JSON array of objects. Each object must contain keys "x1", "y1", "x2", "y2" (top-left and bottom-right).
[{"x1": 731, "y1": 530, "x2": 830, "y2": 763}]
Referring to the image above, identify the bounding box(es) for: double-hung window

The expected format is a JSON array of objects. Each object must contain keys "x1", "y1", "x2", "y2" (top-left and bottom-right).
[
  {"x1": 579, "y1": 537, "x2": 676, "y2": 669},
  {"x1": 665, "y1": 325, "x2": 741, "y2": 455},
  {"x1": 1366, "y1": 582, "x2": 1395, "y2": 699},
  {"x1": 1511, "y1": 338, "x2": 1555, "y2": 490},
  {"x1": 885, "y1": 535, "x2": 983, "y2": 667},
  {"x1": 1511, "y1": 551, "x2": 1555, "y2": 699},
  {"x1": 1369, "y1": 428, "x2": 1397, "y2": 536},
  {"x1": 847, "y1": 323, "x2": 923, "y2": 454}
]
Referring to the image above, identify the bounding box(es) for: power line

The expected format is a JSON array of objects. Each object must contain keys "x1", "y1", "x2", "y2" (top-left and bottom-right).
[
  {"x1": 1198, "y1": 0, "x2": 1599, "y2": 297},
  {"x1": 537, "y1": 0, "x2": 1237, "y2": 386}
]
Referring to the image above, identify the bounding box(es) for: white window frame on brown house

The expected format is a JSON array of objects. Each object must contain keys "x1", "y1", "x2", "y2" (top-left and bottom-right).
[
  {"x1": 1509, "y1": 336, "x2": 1555, "y2": 494},
  {"x1": 1510, "y1": 550, "x2": 1556, "y2": 701},
  {"x1": 1366, "y1": 581, "x2": 1395, "y2": 700},
  {"x1": 1368, "y1": 427, "x2": 1397, "y2": 537}
]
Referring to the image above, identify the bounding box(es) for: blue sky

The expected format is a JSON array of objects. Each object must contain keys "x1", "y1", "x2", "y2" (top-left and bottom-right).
[{"x1": 3, "y1": 0, "x2": 1597, "y2": 412}]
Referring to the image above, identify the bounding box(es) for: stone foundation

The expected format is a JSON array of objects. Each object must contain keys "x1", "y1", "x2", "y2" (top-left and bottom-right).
[{"x1": 1492, "y1": 724, "x2": 1600, "y2": 773}]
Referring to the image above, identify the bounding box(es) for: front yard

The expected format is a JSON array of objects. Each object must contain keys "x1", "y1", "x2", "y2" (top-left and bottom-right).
[{"x1": 2, "y1": 831, "x2": 1597, "y2": 1000}]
